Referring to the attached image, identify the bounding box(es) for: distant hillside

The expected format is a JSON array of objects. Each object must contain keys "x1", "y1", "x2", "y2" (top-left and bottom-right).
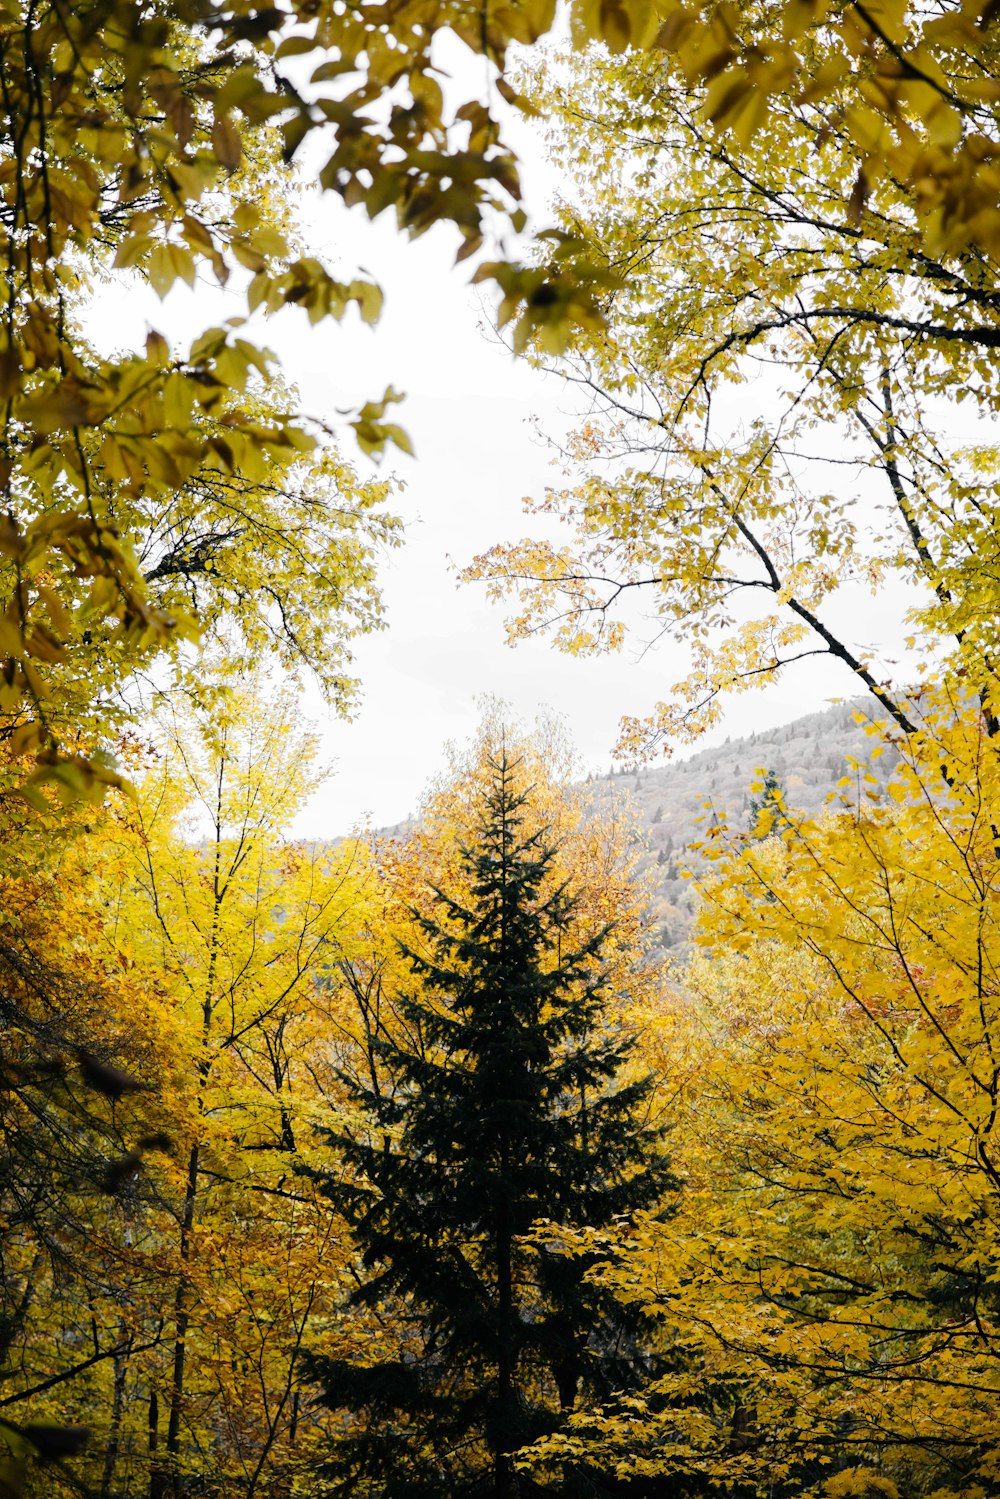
[
  {"x1": 582, "y1": 697, "x2": 902, "y2": 952},
  {"x1": 374, "y1": 697, "x2": 903, "y2": 954}
]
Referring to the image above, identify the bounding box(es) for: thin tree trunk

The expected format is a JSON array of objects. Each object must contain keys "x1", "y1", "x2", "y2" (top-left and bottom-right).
[
  {"x1": 159, "y1": 780, "x2": 226, "y2": 1497},
  {"x1": 495, "y1": 1220, "x2": 519, "y2": 1499},
  {"x1": 99, "y1": 1319, "x2": 131, "y2": 1497},
  {"x1": 161, "y1": 1139, "x2": 199, "y2": 1496},
  {"x1": 149, "y1": 1389, "x2": 162, "y2": 1499}
]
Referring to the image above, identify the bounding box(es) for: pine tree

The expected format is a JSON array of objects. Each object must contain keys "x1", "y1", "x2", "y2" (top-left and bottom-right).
[
  {"x1": 747, "y1": 767, "x2": 789, "y2": 839},
  {"x1": 305, "y1": 752, "x2": 673, "y2": 1499}
]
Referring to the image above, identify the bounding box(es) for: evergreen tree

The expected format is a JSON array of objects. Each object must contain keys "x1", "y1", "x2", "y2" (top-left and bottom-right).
[
  {"x1": 747, "y1": 767, "x2": 789, "y2": 839},
  {"x1": 305, "y1": 753, "x2": 673, "y2": 1499}
]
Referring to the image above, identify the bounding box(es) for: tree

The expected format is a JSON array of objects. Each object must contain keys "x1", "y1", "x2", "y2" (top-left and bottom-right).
[
  {"x1": 640, "y1": 0, "x2": 1000, "y2": 271},
  {"x1": 99, "y1": 688, "x2": 375, "y2": 1499},
  {"x1": 0, "y1": 688, "x2": 378, "y2": 1498},
  {"x1": 450, "y1": 15, "x2": 1000, "y2": 1495},
  {"x1": 304, "y1": 748, "x2": 673, "y2": 1499},
  {"x1": 6, "y1": 0, "x2": 1000, "y2": 799},
  {"x1": 746, "y1": 768, "x2": 788, "y2": 839},
  {"x1": 0, "y1": 760, "x2": 181, "y2": 1494},
  {"x1": 0, "y1": 0, "x2": 659, "y2": 804},
  {"x1": 466, "y1": 30, "x2": 1000, "y2": 760},
  {"x1": 0, "y1": 0, "x2": 411, "y2": 801},
  {"x1": 535, "y1": 691, "x2": 1000, "y2": 1499}
]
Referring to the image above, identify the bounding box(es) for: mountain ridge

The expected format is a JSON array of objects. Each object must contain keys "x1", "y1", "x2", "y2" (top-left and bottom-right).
[
  {"x1": 375, "y1": 695, "x2": 901, "y2": 952},
  {"x1": 583, "y1": 695, "x2": 901, "y2": 951}
]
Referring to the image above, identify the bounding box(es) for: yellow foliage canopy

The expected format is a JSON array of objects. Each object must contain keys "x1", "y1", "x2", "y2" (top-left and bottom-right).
[
  {"x1": 0, "y1": 689, "x2": 380, "y2": 1495},
  {"x1": 533, "y1": 692, "x2": 1000, "y2": 1497}
]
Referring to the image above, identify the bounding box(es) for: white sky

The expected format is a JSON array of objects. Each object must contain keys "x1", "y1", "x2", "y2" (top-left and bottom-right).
[
  {"x1": 83, "y1": 91, "x2": 922, "y2": 835},
  {"x1": 275, "y1": 217, "x2": 897, "y2": 833}
]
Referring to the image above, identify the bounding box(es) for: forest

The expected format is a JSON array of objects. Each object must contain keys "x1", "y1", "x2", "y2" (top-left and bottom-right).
[{"x1": 3, "y1": 1, "x2": 1000, "y2": 1497}]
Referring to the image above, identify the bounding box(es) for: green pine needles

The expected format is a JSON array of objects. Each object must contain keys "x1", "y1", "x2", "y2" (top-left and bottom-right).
[{"x1": 305, "y1": 751, "x2": 674, "y2": 1498}]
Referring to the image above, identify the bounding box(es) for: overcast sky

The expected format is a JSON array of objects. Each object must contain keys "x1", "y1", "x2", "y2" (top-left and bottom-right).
[
  {"x1": 276, "y1": 215, "x2": 887, "y2": 834},
  {"x1": 85, "y1": 97, "x2": 920, "y2": 835}
]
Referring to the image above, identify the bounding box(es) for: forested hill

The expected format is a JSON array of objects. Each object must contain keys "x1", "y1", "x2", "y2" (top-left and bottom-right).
[
  {"x1": 583, "y1": 697, "x2": 900, "y2": 952},
  {"x1": 377, "y1": 698, "x2": 902, "y2": 953}
]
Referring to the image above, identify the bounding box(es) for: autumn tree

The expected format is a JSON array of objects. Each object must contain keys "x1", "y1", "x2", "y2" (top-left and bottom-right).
[
  {"x1": 0, "y1": 0, "x2": 647, "y2": 803},
  {"x1": 0, "y1": 774, "x2": 182, "y2": 1494},
  {"x1": 645, "y1": 1, "x2": 1000, "y2": 269},
  {"x1": 467, "y1": 24, "x2": 1000, "y2": 760},
  {"x1": 304, "y1": 745, "x2": 673, "y2": 1499},
  {"x1": 0, "y1": 3, "x2": 410, "y2": 801},
  {"x1": 98, "y1": 689, "x2": 377, "y2": 1499},
  {"x1": 455, "y1": 12, "x2": 1000, "y2": 1496},
  {"x1": 5, "y1": 0, "x2": 1000, "y2": 797},
  {"x1": 0, "y1": 833, "x2": 166, "y2": 1487},
  {"x1": 521, "y1": 692, "x2": 1000, "y2": 1499},
  {"x1": 0, "y1": 689, "x2": 379, "y2": 1498}
]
